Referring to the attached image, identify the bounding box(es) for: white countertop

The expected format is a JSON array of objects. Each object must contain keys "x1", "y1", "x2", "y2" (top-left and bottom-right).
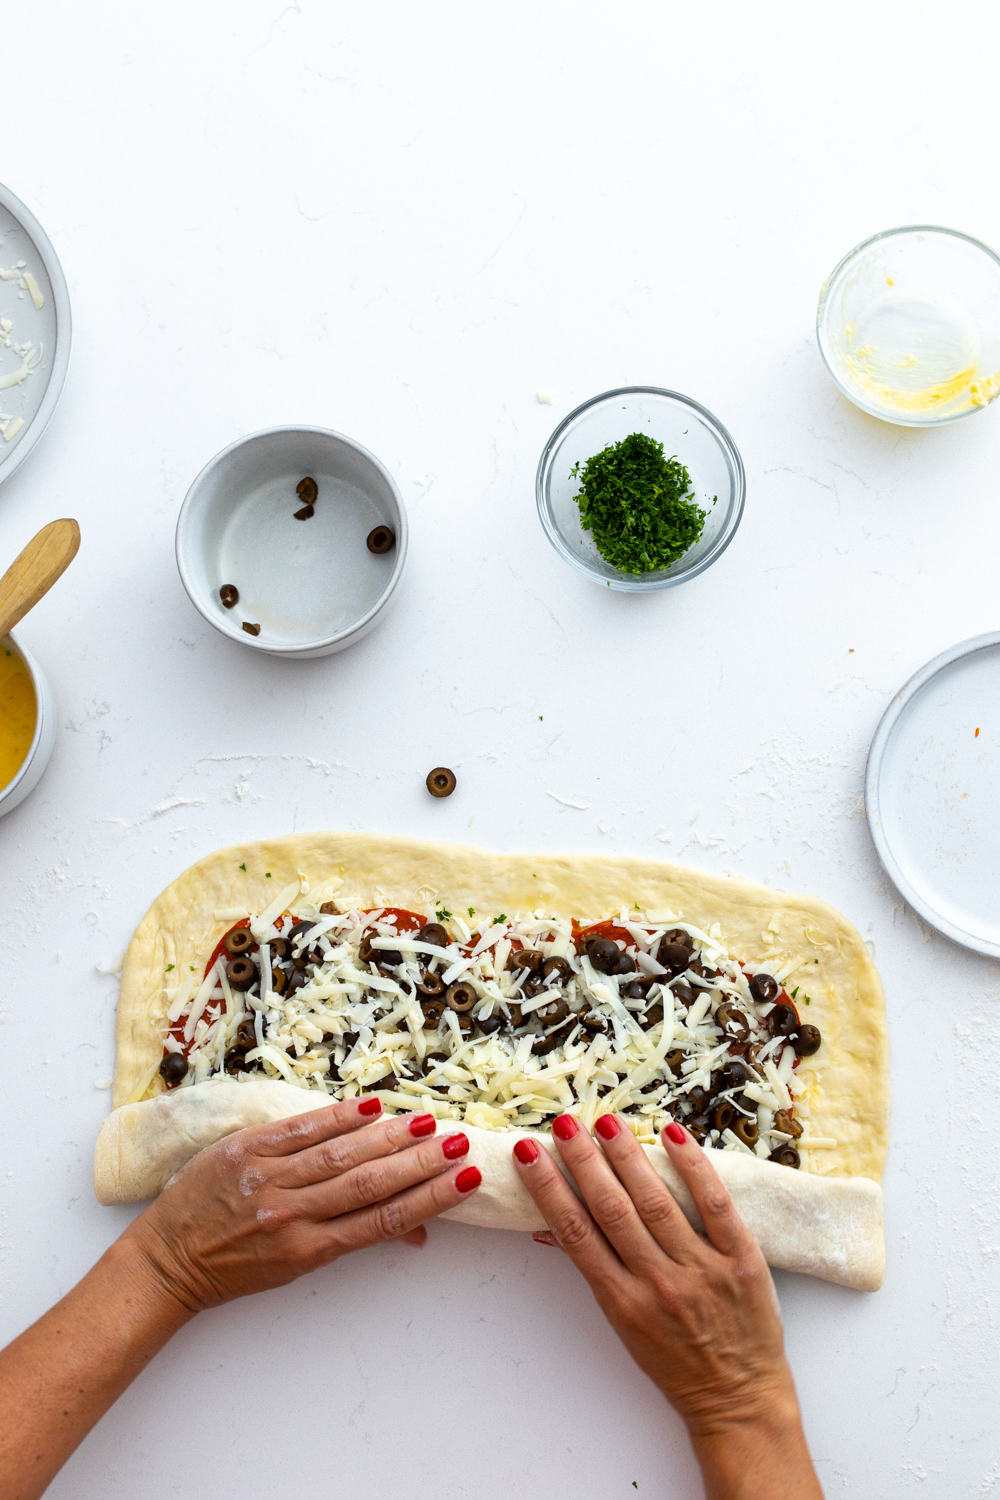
[{"x1": 3, "y1": 3, "x2": 1000, "y2": 1495}]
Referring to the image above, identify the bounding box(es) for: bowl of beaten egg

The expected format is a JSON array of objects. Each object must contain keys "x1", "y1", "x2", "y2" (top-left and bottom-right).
[{"x1": 0, "y1": 633, "x2": 55, "y2": 817}]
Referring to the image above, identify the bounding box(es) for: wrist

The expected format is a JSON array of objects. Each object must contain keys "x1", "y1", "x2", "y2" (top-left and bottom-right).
[
  {"x1": 685, "y1": 1371, "x2": 821, "y2": 1500},
  {"x1": 104, "y1": 1228, "x2": 200, "y2": 1333}
]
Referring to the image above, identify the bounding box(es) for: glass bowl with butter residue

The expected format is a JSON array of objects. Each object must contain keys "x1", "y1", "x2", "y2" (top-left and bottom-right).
[
  {"x1": 817, "y1": 226, "x2": 1000, "y2": 426},
  {"x1": 536, "y1": 387, "x2": 745, "y2": 592},
  {"x1": 0, "y1": 632, "x2": 55, "y2": 818}
]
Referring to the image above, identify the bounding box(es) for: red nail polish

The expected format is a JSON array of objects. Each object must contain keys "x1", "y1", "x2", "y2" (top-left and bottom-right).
[
  {"x1": 595, "y1": 1114, "x2": 619, "y2": 1141},
  {"x1": 552, "y1": 1114, "x2": 579, "y2": 1142},
  {"x1": 358, "y1": 1097, "x2": 382, "y2": 1117},
  {"x1": 408, "y1": 1113, "x2": 436, "y2": 1138},
  {"x1": 455, "y1": 1165, "x2": 481, "y2": 1194},
  {"x1": 514, "y1": 1138, "x2": 539, "y2": 1165},
  {"x1": 533, "y1": 1231, "x2": 558, "y2": 1247},
  {"x1": 665, "y1": 1122, "x2": 686, "y2": 1146},
  {"x1": 442, "y1": 1132, "x2": 469, "y2": 1160}
]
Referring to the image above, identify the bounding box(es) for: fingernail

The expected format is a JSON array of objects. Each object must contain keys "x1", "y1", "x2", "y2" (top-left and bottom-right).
[
  {"x1": 533, "y1": 1231, "x2": 558, "y2": 1247},
  {"x1": 552, "y1": 1114, "x2": 579, "y2": 1142},
  {"x1": 594, "y1": 1114, "x2": 619, "y2": 1141},
  {"x1": 408, "y1": 1113, "x2": 436, "y2": 1138},
  {"x1": 455, "y1": 1165, "x2": 481, "y2": 1193},
  {"x1": 665, "y1": 1122, "x2": 686, "y2": 1146},
  {"x1": 514, "y1": 1138, "x2": 540, "y2": 1165},
  {"x1": 441, "y1": 1132, "x2": 469, "y2": 1160},
  {"x1": 358, "y1": 1097, "x2": 382, "y2": 1117}
]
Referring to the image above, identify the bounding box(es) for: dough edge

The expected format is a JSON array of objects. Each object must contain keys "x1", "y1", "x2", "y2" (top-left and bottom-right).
[{"x1": 94, "y1": 1079, "x2": 884, "y2": 1293}]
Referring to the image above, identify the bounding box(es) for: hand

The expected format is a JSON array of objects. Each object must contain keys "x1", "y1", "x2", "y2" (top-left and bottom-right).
[
  {"x1": 123, "y1": 1097, "x2": 481, "y2": 1313},
  {"x1": 512, "y1": 1116, "x2": 822, "y2": 1500}
]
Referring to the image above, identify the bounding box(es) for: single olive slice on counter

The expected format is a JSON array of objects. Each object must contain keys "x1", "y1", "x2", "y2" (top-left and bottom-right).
[
  {"x1": 416, "y1": 922, "x2": 449, "y2": 950},
  {"x1": 792, "y1": 1023, "x2": 822, "y2": 1057},
  {"x1": 715, "y1": 1003, "x2": 750, "y2": 1042},
  {"x1": 160, "y1": 1052, "x2": 188, "y2": 1086},
  {"x1": 769, "y1": 1145, "x2": 800, "y2": 1169},
  {"x1": 640, "y1": 1003, "x2": 664, "y2": 1031},
  {"x1": 476, "y1": 1012, "x2": 503, "y2": 1035},
  {"x1": 767, "y1": 1002, "x2": 798, "y2": 1037},
  {"x1": 416, "y1": 971, "x2": 446, "y2": 997},
  {"x1": 420, "y1": 997, "x2": 446, "y2": 1024},
  {"x1": 733, "y1": 1115, "x2": 759, "y2": 1147},
  {"x1": 219, "y1": 584, "x2": 239, "y2": 608},
  {"x1": 709, "y1": 1100, "x2": 736, "y2": 1133},
  {"x1": 586, "y1": 937, "x2": 620, "y2": 974},
  {"x1": 226, "y1": 956, "x2": 256, "y2": 991},
  {"x1": 542, "y1": 955, "x2": 572, "y2": 983},
  {"x1": 366, "y1": 524, "x2": 395, "y2": 554},
  {"x1": 242, "y1": 622, "x2": 261, "y2": 636},
  {"x1": 446, "y1": 981, "x2": 477, "y2": 1014},
  {"x1": 773, "y1": 1109, "x2": 803, "y2": 1139},
  {"x1": 426, "y1": 766, "x2": 457, "y2": 798},
  {"x1": 224, "y1": 927, "x2": 253, "y2": 957},
  {"x1": 296, "y1": 477, "x2": 319, "y2": 505},
  {"x1": 294, "y1": 504, "x2": 315, "y2": 521},
  {"x1": 509, "y1": 948, "x2": 542, "y2": 974},
  {"x1": 656, "y1": 939, "x2": 693, "y2": 972},
  {"x1": 749, "y1": 972, "x2": 780, "y2": 1004}
]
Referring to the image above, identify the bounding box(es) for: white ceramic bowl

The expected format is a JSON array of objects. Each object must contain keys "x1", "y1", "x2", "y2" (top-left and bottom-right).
[
  {"x1": 0, "y1": 632, "x2": 56, "y2": 818},
  {"x1": 176, "y1": 426, "x2": 408, "y2": 658}
]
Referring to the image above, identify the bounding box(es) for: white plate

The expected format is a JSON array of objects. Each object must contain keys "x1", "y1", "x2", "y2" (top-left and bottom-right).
[
  {"x1": 0, "y1": 182, "x2": 72, "y2": 487},
  {"x1": 866, "y1": 632, "x2": 1000, "y2": 955}
]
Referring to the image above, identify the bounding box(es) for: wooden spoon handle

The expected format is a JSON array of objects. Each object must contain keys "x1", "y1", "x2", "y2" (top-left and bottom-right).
[{"x1": 0, "y1": 518, "x2": 81, "y2": 640}]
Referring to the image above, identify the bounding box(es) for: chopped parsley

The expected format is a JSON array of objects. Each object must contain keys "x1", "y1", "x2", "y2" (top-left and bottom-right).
[
  {"x1": 570, "y1": 431, "x2": 709, "y2": 575},
  {"x1": 493, "y1": 913, "x2": 507, "y2": 925},
  {"x1": 165, "y1": 963, "x2": 174, "y2": 972},
  {"x1": 265, "y1": 872, "x2": 272, "y2": 878},
  {"x1": 804, "y1": 995, "x2": 811, "y2": 1005},
  {"x1": 239, "y1": 862, "x2": 246, "y2": 872},
  {"x1": 436, "y1": 906, "x2": 452, "y2": 921},
  {"x1": 791, "y1": 987, "x2": 798, "y2": 998},
  {"x1": 468, "y1": 907, "x2": 476, "y2": 917}
]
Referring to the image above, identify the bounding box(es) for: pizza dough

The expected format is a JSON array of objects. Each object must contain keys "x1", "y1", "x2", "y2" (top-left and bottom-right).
[{"x1": 94, "y1": 831, "x2": 890, "y2": 1291}]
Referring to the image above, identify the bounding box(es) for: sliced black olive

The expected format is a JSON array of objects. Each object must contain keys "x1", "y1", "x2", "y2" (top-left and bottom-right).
[
  {"x1": 640, "y1": 1003, "x2": 665, "y2": 1032},
  {"x1": 371, "y1": 1072, "x2": 397, "y2": 1090},
  {"x1": 773, "y1": 1109, "x2": 804, "y2": 1139},
  {"x1": 656, "y1": 939, "x2": 694, "y2": 972},
  {"x1": 224, "y1": 927, "x2": 253, "y2": 957},
  {"x1": 319, "y1": 901, "x2": 340, "y2": 916},
  {"x1": 455, "y1": 1013, "x2": 475, "y2": 1038},
  {"x1": 586, "y1": 937, "x2": 620, "y2": 974},
  {"x1": 509, "y1": 948, "x2": 543, "y2": 974},
  {"x1": 377, "y1": 948, "x2": 403, "y2": 969},
  {"x1": 367, "y1": 524, "x2": 395, "y2": 554},
  {"x1": 532, "y1": 1020, "x2": 574, "y2": 1055},
  {"x1": 426, "y1": 766, "x2": 456, "y2": 798},
  {"x1": 294, "y1": 504, "x2": 315, "y2": 520},
  {"x1": 159, "y1": 1052, "x2": 188, "y2": 1086},
  {"x1": 714, "y1": 1061, "x2": 750, "y2": 1093},
  {"x1": 687, "y1": 1085, "x2": 711, "y2": 1113},
  {"x1": 767, "y1": 1003, "x2": 798, "y2": 1037},
  {"x1": 269, "y1": 937, "x2": 291, "y2": 961},
  {"x1": 535, "y1": 997, "x2": 570, "y2": 1026},
  {"x1": 612, "y1": 950, "x2": 637, "y2": 975},
  {"x1": 446, "y1": 981, "x2": 477, "y2": 1014},
  {"x1": 270, "y1": 967, "x2": 288, "y2": 995},
  {"x1": 287, "y1": 968, "x2": 309, "y2": 995},
  {"x1": 305, "y1": 945, "x2": 325, "y2": 967},
  {"x1": 665, "y1": 1049, "x2": 686, "y2": 1076},
  {"x1": 421, "y1": 997, "x2": 446, "y2": 1024},
  {"x1": 476, "y1": 1012, "x2": 503, "y2": 1035},
  {"x1": 685, "y1": 1114, "x2": 710, "y2": 1143},
  {"x1": 235, "y1": 1019, "x2": 256, "y2": 1052},
  {"x1": 416, "y1": 922, "x2": 449, "y2": 950},
  {"x1": 340, "y1": 1031, "x2": 360, "y2": 1052},
  {"x1": 733, "y1": 1115, "x2": 759, "y2": 1147},
  {"x1": 226, "y1": 956, "x2": 256, "y2": 991},
  {"x1": 296, "y1": 477, "x2": 319, "y2": 505},
  {"x1": 416, "y1": 971, "x2": 446, "y2": 997},
  {"x1": 418, "y1": 1050, "x2": 447, "y2": 1074},
  {"x1": 750, "y1": 972, "x2": 780, "y2": 1004},
  {"x1": 792, "y1": 1023, "x2": 822, "y2": 1057},
  {"x1": 358, "y1": 932, "x2": 376, "y2": 963},
  {"x1": 670, "y1": 981, "x2": 697, "y2": 1007},
  {"x1": 768, "y1": 1145, "x2": 800, "y2": 1169},
  {"x1": 715, "y1": 1003, "x2": 750, "y2": 1042},
  {"x1": 709, "y1": 1100, "x2": 736, "y2": 1133},
  {"x1": 542, "y1": 955, "x2": 573, "y2": 983},
  {"x1": 219, "y1": 583, "x2": 239, "y2": 608},
  {"x1": 287, "y1": 921, "x2": 316, "y2": 948},
  {"x1": 242, "y1": 621, "x2": 261, "y2": 636},
  {"x1": 504, "y1": 1002, "x2": 524, "y2": 1028},
  {"x1": 581, "y1": 1011, "x2": 609, "y2": 1034},
  {"x1": 224, "y1": 1049, "x2": 247, "y2": 1076}
]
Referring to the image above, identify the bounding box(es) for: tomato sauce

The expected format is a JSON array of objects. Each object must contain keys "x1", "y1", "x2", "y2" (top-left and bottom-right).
[
  {"x1": 363, "y1": 907, "x2": 427, "y2": 932},
  {"x1": 576, "y1": 919, "x2": 638, "y2": 951}
]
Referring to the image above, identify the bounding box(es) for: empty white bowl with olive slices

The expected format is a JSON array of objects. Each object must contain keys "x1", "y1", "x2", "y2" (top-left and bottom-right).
[{"x1": 176, "y1": 426, "x2": 408, "y2": 658}]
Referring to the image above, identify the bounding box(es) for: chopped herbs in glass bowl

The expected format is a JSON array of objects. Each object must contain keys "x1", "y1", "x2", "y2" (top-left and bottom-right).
[{"x1": 536, "y1": 387, "x2": 745, "y2": 592}]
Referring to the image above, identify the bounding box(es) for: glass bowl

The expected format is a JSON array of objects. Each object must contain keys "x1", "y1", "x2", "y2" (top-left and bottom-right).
[
  {"x1": 817, "y1": 226, "x2": 1000, "y2": 427},
  {"x1": 536, "y1": 387, "x2": 745, "y2": 592}
]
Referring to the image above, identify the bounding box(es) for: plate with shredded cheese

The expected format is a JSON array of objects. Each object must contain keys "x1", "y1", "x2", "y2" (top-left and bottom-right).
[{"x1": 0, "y1": 182, "x2": 71, "y2": 488}]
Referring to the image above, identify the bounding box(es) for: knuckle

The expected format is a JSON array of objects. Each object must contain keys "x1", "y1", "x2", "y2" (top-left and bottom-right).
[
  {"x1": 632, "y1": 1188, "x2": 676, "y2": 1228},
  {"x1": 354, "y1": 1160, "x2": 391, "y2": 1205},
  {"x1": 591, "y1": 1191, "x2": 633, "y2": 1231},
  {"x1": 371, "y1": 1198, "x2": 406, "y2": 1240},
  {"x1": 316, "y1": 1138, "x2": 355, "y2": 1176},
  {"x1": 702, "y1": 1185, "x2": 733, "y2": 1218},
  {"x1": 551, "y1": 1209, "x2": 593, "y2": 1253}
]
